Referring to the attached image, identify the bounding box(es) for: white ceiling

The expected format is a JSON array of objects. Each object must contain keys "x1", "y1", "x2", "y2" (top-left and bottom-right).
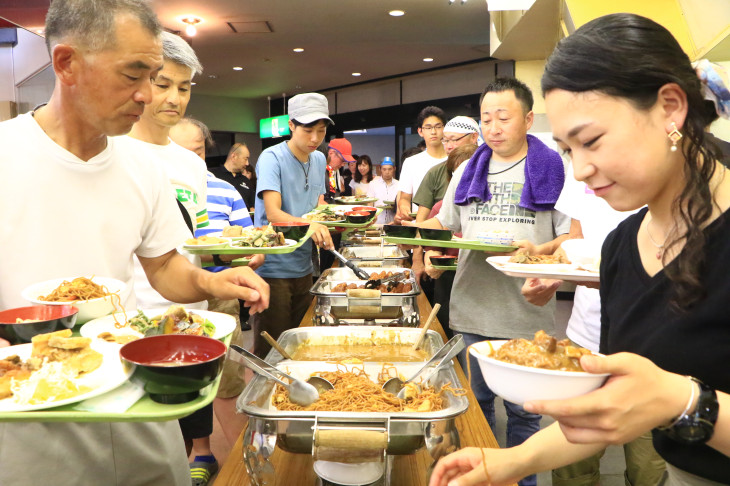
[{"x1": 149, "y1": 0, "x2": 492, "y2": 100}]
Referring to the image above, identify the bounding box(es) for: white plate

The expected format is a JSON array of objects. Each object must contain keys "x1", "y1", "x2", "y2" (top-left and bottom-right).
[
  {"x1": 313, "y1": 460, "x2": 384, "y2": 485},
  {"x1": 486, "y1": 256, "x2": 600, "y2": 283},
  {"x1": 182, "y1": 240, "x2": 229, "y2": 250},
  {"x1": 0, "y1": 339, "x2": 132, "y2": 412},
  {"x1": 80, "y1": 308, "x2": 237, "y2": 341}
]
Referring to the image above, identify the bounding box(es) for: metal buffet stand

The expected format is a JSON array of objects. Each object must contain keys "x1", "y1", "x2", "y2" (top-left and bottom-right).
[{"x1": 214, "y1": 295, "x2": 510, "y2": 486}]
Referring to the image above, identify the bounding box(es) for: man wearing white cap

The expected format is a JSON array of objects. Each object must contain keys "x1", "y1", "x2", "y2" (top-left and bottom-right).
[
  {"x1": 367, "y1": 157, "x2": 399, "y2": 224},
  {"x1": 251, "y1": 92, "x2": 335, "y2": 358},
  {"x1": 441, "y1": 115, "x2": 480, "y2": 155}
]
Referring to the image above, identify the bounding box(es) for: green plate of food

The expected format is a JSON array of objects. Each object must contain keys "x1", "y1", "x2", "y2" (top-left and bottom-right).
[
  {"x1": 185, "y1": 226, "x2": 314, "y2": 255},
  {"x1": 384, "y1": 235, "x2": 517, "y2": 252}
]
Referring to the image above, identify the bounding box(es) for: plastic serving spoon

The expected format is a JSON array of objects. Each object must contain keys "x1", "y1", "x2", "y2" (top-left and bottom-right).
[
  {"x1": 228, "y1": 345, "x2": 333, "y2": 406},
  {"x1": 382, "y1": 334, "x2": 465, "y2": 399}
]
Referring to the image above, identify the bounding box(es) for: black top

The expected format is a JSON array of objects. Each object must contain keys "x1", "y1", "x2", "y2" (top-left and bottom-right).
[
  {"x1": 600, "y1": 207, "x2": 730, "y2": 482},
  {"x1": 209, "y1": 165, "x2": 256, "y2": 210}
]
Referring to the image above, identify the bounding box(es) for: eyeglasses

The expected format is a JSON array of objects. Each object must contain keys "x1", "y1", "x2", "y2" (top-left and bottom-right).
[
  {"x1": 421, "y1": 124, "x2": 444, "y2": 132},
  {"x1": 441, "y1": 133, "x2": 471, "y2": 145}
]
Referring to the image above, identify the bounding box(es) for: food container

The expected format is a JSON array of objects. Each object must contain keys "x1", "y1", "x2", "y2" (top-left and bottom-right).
[
  {"x1": 382, "y1": 224, "x2": 417, "y2": 238},
  {"x1": 340, "y1": 245, "x2": 408, "y2": 262},
  {"x1": 418, "y1": 228, "x2": 452, "y2": 241},
  {"x1": 345, "y1": 211, "x2": 372, "y2": 224},
  {"x1": 476, "y1": 230, "x2": 515, "y2": 246},
  {"x1": 265, "y1": 327, "x2": 443, "y2": 363},
  {"x1": 310, "y1": 268, "x2": 421, "y2": 327}
]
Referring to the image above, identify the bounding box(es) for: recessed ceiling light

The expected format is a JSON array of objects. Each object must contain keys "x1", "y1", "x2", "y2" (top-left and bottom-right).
[
  {"x1": 208, "y1": 74, "x2": 217, "y2": 79},
  {"x1": 389, "y1": 10, "x2": 405, "y2": 16},
  {"x1": 191, "y1": 82, "x2": 197, "y2": 85},
  {"x1": 423, "y1": 58, "x2": 434, "y2": 62},
  {"x1": 233, "y1": 66, "x2": 243, "y2": 71},
  {"x1": 293, "y1": 48, "x2": 304, "y2": 53},
  {"x1": 352, "y1": 73, "x2": 362, "y2": 77}
]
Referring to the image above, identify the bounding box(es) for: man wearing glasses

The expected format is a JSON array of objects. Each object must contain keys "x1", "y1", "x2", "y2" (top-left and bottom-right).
[
  {"x1": 396, "y1": 106, "x2": 448, "y2": 222},
  {"x1": 441, "y1": 116, "x2": 480, "y2": 155}
]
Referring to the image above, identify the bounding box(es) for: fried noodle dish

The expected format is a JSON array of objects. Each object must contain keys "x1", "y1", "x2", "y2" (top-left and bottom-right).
[
  {"x1": 37, "y1": 276, "x2": 126, "y2": 328},
  {"x1": 508, "y1": 251, "x2": 570, "y2": 264},
  {"x1": 272, "y1": 363, "x2": 465, "y2": 412}
]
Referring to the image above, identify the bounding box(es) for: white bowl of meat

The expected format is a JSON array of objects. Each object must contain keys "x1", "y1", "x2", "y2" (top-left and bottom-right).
[
  {"x1": 560, "y1": 239, "x2": 601, "y2": 268},
  {"x1": 21, "y1": 276, "x2": 127, "y2": 324},
  {"x1": 468, "y1": 331, "x2": 609, "y2": 405}
]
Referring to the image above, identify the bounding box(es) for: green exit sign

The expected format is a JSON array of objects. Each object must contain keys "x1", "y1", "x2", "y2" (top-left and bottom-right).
[{"x1": 259, "y1": 115, "x2": 290, "y2": 138}]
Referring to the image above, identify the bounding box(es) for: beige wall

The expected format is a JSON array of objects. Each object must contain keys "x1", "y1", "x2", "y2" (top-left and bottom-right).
[{"x1": 515, "y1": 60, "x2": 547, "y2": 114}]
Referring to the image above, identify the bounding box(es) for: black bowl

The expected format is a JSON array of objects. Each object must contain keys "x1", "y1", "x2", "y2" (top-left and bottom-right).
[
  {"x1": 0, "y1": 305, "x2": 78, "y2": 344},
  {"x1": 120, "y1": 334, "x2": 226, "y2": 404},
  {"x1": 352, "y1": 206, "x2": 377, "y2": 219},
  {"x1": 345, "y1": 211, "x2": 371, "y2": 224},
  {"x1": 419, "y1": 228, "x2": 453, "y2": 241},
  {"x1": 429, "y1": 255, "x2": 458, "y2": 266},
  {"x1": 383, "y1": 224, "x2": 418, "y2": 238},
  {"x1": 272, "y1": 221, "x2": 310, "y2": 241}
]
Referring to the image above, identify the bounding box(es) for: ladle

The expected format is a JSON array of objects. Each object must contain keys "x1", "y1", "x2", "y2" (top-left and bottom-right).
[
  {"x1": 228, "y1": 344, "x2": 333, "y2": 406},
  {"x1": 382, "y1": 334, "x2": 465, "y2": 399}
]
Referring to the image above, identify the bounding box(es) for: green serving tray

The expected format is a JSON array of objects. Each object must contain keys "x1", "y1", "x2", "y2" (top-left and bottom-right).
[
  {"x1": 384, "y1": 236, "x2": 517, "y2": 252},
  {"x1": 0, "y1": 335, "x2": 231, "y2": 423},
  {"x1": 431, "y1": 263, "x2": 458, "y2": 271},
  {"x1": 185, "y1": 228, "x2": 314, "y2": 255}
]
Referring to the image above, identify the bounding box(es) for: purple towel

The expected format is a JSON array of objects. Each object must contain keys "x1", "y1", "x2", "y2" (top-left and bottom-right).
[{"x1": 454, "y1": 134, "x2": 565, "y2": 211}]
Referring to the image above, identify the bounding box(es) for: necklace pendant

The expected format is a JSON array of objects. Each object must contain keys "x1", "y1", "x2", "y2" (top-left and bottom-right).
[
  {"x1": 304, "y1": 183, "x2": 309, "y2": 190},
  {"x1": 656, "y1": 249, "x2": 663, "y2": 260}
]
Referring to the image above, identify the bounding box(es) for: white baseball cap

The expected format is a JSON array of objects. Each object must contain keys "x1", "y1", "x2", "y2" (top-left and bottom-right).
[
  {"x1": 444, "y1": 116, "x2": 479, "y2": 134},
  {"x1": 288, "y1": 93, "x2": 334, "y2": 125}
]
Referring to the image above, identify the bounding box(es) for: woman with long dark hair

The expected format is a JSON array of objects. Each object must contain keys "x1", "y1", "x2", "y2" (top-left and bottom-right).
[
  {"x1": 349, "y1": 154, "x2": 374, "y2": 195},
  {"x1": 430, "y1": 14, "x2": 730, "y2": 486}
]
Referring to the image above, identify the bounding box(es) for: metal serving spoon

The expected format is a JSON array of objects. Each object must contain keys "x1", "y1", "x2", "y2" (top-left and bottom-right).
[
  {"x1": 382, "y1": 334, "x2": 465, "y2": 399},
  {"x1": 228, "y1": 345, "x2": 333, "y2": 406}
]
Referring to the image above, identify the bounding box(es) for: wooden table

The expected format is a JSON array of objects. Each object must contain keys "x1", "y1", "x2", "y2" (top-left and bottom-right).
[{"x1": 215, "y1": 293, "x2": 501, "y2": 486}]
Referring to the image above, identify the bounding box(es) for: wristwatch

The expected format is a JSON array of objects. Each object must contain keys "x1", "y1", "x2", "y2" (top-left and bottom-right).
[{"x1": 661, "y1": 377, "x2": 719, "y2": 444}]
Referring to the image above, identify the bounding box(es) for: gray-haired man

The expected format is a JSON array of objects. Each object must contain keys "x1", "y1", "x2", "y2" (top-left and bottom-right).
[{"x1": 0, "y1": 1, "x2": 269, "y2": 484}]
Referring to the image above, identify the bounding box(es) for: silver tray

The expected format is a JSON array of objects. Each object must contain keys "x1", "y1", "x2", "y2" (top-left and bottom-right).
[
  {"x1": 265, "y1": 326, "x2": 443, "y2": 362},
  {"x1": 236, "y1": 360, "x2": 468, "y2": 455},
  {"x1": 340, "y1": 245, "x2": 408, "y2": 261}
]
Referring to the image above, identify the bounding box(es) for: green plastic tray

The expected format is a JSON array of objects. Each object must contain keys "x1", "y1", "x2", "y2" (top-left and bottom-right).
[
  {"x1": 384, "y1": 236, "x2": 517, "y2": 252},
  {"x1": 185, "y1": 228, "x2": 314, "y2": 255},
  {"x1": 431, "y1": 263, "x2": 458, "y2": 271},
  {"x1": 0, "y1": 335, "x2": 232, "y2": 422}
]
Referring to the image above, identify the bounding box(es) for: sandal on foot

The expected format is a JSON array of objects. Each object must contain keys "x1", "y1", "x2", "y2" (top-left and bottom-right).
[{"x1": 190, "y1": 460, "x2": 219, "y2": 486}]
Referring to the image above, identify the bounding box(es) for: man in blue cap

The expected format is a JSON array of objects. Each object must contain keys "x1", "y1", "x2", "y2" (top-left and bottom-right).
[{"x1": 368, "y1": 157, "x2": 398, "y2": 224}]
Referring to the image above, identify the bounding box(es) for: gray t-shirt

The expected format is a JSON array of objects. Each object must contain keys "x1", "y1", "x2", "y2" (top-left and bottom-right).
[{"x1": 437, "y1": 159, "x2": 570, "y2": 338}]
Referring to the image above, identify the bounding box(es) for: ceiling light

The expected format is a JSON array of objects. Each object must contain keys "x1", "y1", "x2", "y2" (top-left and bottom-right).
[
  {"x1": 293, "y1": 47, "x2": 304, "y2": 53},
  {"x1": 389, "y1": 10, "x2": 405, "y2": 17},
  {"x1": 352, "y1": 73, "x2": 362, "y2": 77},
  {"x1": 191, "y1": 82, "x2": 196, "y2": 85},
  {"x1": 181, "y1": 16, "x2": 202, "y2": 37},
  {"x1": 233, "y1": 66, "x2": 243, "y2": 71},
  {"x1": 423, "y1": 58, "x2": 434, "y2": 62}
]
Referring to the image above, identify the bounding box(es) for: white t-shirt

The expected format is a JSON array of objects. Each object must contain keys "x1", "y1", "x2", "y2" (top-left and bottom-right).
[
  {"x1": 398, "y1": 150, "x2": 446, "y2": 211},
  {"x1": 0, "y1": 113, "x2": 190, "y2": 485},
  {"x1": 555, "y1": 165, "x2": 638, "y2": 351},
  {"x1": 115, "y1": 136, "x2": 208, "y2": 310},
  {"x1": 349, "y1": 179, "x2": 371, "y2": 196}
]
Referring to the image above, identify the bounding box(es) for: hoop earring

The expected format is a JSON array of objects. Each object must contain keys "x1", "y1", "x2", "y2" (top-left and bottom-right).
[{"x1": 668, "y1": 122, "x2": 683, "y2": 152}]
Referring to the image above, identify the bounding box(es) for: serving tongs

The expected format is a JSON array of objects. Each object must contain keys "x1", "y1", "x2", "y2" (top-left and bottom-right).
[
  {"x1": 228, "y1": 344, "x2": 333, "y2": 406},
  {"x1": 382, "y1": 334, "x2": 465, "y2": 399},
  {"x1": 364, "y1": 272, "x2": 406, "y2": 290},
  {"x1": 327, "y1": 248, "x2": 371, "y2": 280}
]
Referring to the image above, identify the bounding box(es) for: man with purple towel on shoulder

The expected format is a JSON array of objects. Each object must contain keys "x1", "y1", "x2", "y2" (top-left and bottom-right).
[{"x1": 407, "y1": 77, "x2": 570, "y2": 486}]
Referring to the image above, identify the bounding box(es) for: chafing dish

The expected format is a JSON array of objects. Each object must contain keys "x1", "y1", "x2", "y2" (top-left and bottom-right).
[
  {"x1": 310, "y1": 268, "x2": 420, "y2": 326},
  {"x1": 340, "y1": 245, "x2": 409, "y2": 261},
  {"x1": 237, "y1": 343, "x2": 468, "y2": 485},
  {"x1": 263, "y1": 326, "x2": 443, "y2": 362}
]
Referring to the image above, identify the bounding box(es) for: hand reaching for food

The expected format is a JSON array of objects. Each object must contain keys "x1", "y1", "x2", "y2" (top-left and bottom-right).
[
  {"x1": 207, "y1": 267, "x2": 270, "y2": 315},
  {"x1": 428, "y1": 446, "x2": 528, "y2": 486}
]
